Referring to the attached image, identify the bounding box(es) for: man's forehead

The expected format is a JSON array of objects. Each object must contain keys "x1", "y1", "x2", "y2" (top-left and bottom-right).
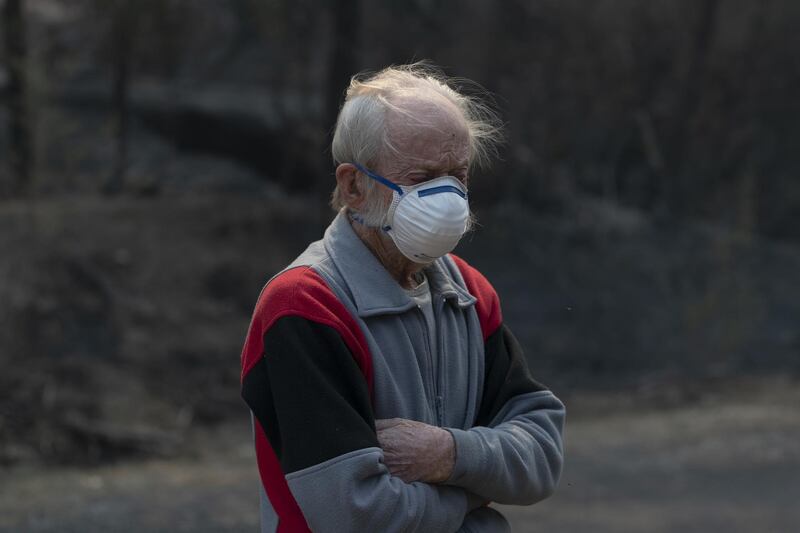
[{"x1": 385, "y1": 94, "x2": 468, "y2": 137}]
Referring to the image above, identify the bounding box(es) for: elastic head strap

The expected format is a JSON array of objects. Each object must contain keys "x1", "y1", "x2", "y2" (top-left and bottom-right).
[
  {"x1": 351, "y1": 162, "x2": 404, "y2": 196},
  {"x1": 417, "y1": 183, "x2": 467, "y2": 199}
]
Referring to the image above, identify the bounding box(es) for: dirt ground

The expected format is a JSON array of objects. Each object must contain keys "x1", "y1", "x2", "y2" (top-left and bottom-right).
[{"x1": 2, "y1": 377, "x2": 798, "y2": 533}]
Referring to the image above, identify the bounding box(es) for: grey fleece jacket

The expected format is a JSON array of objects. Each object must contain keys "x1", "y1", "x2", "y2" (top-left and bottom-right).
[{"x1": 240, "y1": 210, "x2": 565, "y2": 532}]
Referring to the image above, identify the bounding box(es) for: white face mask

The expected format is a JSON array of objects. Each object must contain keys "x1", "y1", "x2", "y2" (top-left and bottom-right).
[{"x1": 351, "y1": 162, "x2": 470, "y2": 263}]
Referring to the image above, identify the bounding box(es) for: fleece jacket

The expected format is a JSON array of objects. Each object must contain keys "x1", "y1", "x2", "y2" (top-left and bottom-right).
[{"x1": 240, "y1": 210, "x2": 565, "y2": 532}]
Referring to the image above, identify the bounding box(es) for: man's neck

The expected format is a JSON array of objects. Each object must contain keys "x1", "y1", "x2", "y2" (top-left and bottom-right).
[{"x1": 349, "y1": 216, "x2": 424, "y2": 289}]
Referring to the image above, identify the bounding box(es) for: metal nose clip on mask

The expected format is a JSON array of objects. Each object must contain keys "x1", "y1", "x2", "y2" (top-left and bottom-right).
[{"x1": 351, "y1": 162, "x2": 470, "y2": 263}]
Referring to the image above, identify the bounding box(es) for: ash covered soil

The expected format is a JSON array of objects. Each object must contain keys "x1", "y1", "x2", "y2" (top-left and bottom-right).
[{"x1": 2, "y1": 377, "x2": 799, "y2": 533}]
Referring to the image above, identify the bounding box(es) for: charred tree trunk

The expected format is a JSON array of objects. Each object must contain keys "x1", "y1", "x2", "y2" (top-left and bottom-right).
[
  {"x1": 664, "y1": 0, "x2": 720, "y2": 216},
  {"x1": 326, "y1": 0, "x2": 359, "y2": 151},
  {"x1": 314, "y1": 0, "x2": 359, "y2": 206},
  {"x1": 735, "y1": 0, "x2": 773, "y2": 238},
  {"x1": 2, "y1": 0, "x2": 32, "y2": 195},
  {"x1": 104, "y1": 1, "x2": 134, "y2": 195}
]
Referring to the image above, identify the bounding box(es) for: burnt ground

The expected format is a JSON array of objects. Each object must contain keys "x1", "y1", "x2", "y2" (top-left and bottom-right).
[{"x1": 2, "y1": 376, "x2": 798, "y2": 533}]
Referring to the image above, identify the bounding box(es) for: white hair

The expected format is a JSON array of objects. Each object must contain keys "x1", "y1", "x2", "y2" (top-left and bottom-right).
[{"x1": 330, "y1": 62, "x2": 503, "y2": 212}]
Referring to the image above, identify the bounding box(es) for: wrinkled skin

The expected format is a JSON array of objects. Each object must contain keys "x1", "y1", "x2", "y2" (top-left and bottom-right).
[
  {"x1": 376, "y1": 418, "x2": 455, "y2": 484},
  {"x1": 335, "y1": 94, "x2": 472, "y2": 290}
]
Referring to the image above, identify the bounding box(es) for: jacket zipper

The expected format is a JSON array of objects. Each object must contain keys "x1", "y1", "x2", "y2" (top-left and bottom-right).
[
  {"x1": 415, "y1": 306, "x2": 439, "y2": 423},
  {"x1": 433, "y1": 297, "x2": 446, "y2": 427}
]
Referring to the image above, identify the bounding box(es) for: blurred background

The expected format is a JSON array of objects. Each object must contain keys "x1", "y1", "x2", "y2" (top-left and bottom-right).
[{"x1": 1, "y1": 0, "x2": 799, "y2": 531}]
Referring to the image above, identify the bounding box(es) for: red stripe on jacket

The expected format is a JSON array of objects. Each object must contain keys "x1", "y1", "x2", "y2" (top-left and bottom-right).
[
  {"x1": 240, "y1": 266, "x2": 373, "y2": 532},
  {"x1": 253, "y1": 419, "x2": 308, "y2": 532},
  {"x1": 449, "y1": 254, "x2": 503, "y2": 341}
]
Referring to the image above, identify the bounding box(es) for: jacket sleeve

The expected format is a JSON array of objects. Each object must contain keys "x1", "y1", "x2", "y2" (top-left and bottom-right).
[
  {"x1": 446, "y1": 323, "x2": 565, "y2": 505},
  {"x1": 446, "y1": 255, "x2": 565, "y2": 506},
  {"x1": 240, "y1": 268, "x2": 478, "y2": 532}
]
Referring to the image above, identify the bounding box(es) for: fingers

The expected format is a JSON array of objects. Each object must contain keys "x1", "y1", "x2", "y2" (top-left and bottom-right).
[
  {"x1": 383, "y1": 460, "x2": 419, "y2": 483},
  {"x1": 376, "y1": 418, "x2": 434, "y2": 431},
  {"x1": 376, "y1": 418, "x2": 453, "y2": 484},
  {"x1": 375, "y1": 418, "x2": 404, "y2": 430}
]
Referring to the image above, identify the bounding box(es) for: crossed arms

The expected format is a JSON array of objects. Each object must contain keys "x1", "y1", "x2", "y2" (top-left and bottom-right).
[{"x1": 241, "y1": 312, "x2": 565, "y2": 532}]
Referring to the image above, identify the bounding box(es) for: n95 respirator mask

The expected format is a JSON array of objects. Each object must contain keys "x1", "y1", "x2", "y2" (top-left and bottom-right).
[{"x1": 351, "y1": 162, "x2": 470, "y2": 263}]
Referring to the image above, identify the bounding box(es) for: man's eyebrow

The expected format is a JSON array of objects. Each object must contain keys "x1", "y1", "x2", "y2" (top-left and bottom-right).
[
  {"x1": 420, "y1": 160, "x2": 468, "y2": 171},
  {"x1": 400, "y1": 162, "x2": 436, "y2": 173}
]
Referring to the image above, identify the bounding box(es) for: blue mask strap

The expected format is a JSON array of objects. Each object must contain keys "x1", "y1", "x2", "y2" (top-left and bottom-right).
[{"x1": 351, "y1": 162, "x2": 404, "y2": 196}]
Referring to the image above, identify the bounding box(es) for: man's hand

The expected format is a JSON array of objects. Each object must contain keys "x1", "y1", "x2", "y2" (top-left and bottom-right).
[{"x1": 376, "y1": 418, "x2": 455, "y2": 484}]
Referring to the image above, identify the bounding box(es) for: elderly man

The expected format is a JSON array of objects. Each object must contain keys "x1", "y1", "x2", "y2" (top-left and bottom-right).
[{"x1": 240, "y1": 64, "x2": 565, "y2": 532}]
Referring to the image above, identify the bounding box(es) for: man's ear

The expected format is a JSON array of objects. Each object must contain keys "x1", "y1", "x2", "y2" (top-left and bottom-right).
[{"x1": 335, "y1": 163, "x2": 367, "y2": 209}]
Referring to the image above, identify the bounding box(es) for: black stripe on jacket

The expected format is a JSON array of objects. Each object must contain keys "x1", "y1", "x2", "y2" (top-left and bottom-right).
[
  {"x1": 241, "y1": 315, "x2": 378, "y2": 475},
  {"x1": 475, "y1": 323, "x2": 548, "y2": 427}
]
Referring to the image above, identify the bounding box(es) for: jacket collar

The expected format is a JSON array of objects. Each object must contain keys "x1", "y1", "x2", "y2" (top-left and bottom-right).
[{"x1": 323, "y1": 210, "x2": 476, "y2": 318}]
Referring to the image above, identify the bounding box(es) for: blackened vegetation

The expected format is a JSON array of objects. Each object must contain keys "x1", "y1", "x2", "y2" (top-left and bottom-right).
[
  {"x1": 0, "y1": 0, "x2": 798, "y2": 465},
  {"x1": 1, "y1": 0, "x2": 32, "y2": 195},
  {"x1": 135, "y1": 101, "x2": 319, "y2": 192}
]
